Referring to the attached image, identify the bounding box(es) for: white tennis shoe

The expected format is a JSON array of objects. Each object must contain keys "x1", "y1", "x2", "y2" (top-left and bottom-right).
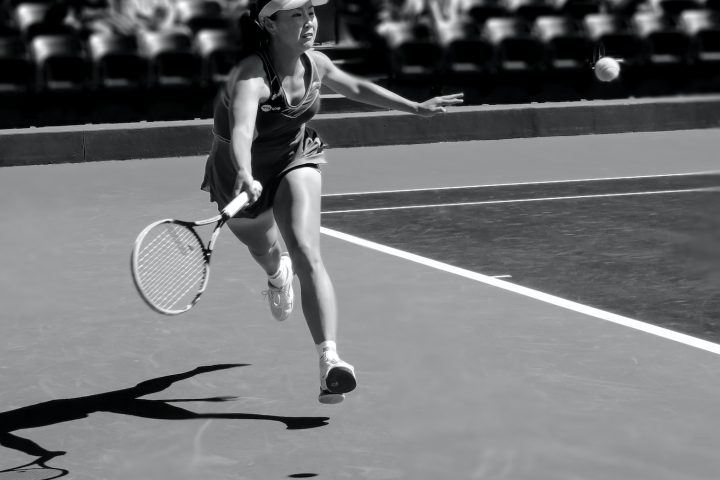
[
  {"x1": 318, "y1": 353, "x2": 356, "y2": 404},
  {"x1": 264, "y1": 253, "x2": 294, "y2": 321}
]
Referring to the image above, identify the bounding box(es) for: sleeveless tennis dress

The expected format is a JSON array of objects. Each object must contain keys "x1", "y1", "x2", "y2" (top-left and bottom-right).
[{"x1": 201, "y1": 46, "x2": 326, "y2": 218}]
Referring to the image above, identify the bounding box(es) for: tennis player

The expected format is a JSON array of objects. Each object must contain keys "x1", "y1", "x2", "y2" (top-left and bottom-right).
[{"x1": 201, "y1": 0, "x2": 463, "y2": 404}]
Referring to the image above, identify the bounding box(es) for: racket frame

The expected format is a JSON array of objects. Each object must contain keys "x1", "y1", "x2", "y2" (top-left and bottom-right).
[{"x1": 130, "y1": 192, "x2": 249, "y2": 315}]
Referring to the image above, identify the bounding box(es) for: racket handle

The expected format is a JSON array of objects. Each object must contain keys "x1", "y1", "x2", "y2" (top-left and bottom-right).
[{"x1": 222, "y1": 192, "x2": 250, "y2": 218}]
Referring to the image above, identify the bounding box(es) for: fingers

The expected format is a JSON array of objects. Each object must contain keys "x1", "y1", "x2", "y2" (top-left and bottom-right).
[
  {"x1": 433, "y1": 94, "x2": 464, "y2": 113},
  {"x1": 439, "y1": 93, "x2": 464, "y2": 105},
  {"x1": 417, "y1": 92, "x2": 465, "y2": 116},
  {"x1": 430, "y1": 93, "x2": 464, "y2": 111},
  {"x1": 233, "y1": 178, "x2": 263, "y2": 204},
  {"x1": 247, "y1": 181, "x2": 263, "y2": 204}
]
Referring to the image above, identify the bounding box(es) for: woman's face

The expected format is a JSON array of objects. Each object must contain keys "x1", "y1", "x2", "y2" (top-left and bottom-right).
[{"x1": 266, "y1": 2, "x2": 318, "y2": 50}]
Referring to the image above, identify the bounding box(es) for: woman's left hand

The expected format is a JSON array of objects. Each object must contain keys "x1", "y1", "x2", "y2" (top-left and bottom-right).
[{"x1": 416, "y1": 93, "x2": 464, "y2": 116}]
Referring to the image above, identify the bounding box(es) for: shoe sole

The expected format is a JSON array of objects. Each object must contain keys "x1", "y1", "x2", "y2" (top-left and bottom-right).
[
  {"x1": 325, "y1": 366, "x2": 357, "y2": 394},
  {"x1": 319, "y1": 391, "x2": 345, "y2": 404}
]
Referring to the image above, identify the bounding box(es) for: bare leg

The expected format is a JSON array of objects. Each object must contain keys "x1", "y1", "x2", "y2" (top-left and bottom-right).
[
  {"x1": 273, "y1": 167, "x2": 337, "y2": 345},
  {"x1": 226, "y1": 209, "x2": 283, "y2": 276}
]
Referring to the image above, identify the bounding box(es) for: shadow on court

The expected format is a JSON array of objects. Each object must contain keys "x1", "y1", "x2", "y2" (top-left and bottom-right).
[{"x1": 0, "y1": 364, "x2": 329, "y2": 478}]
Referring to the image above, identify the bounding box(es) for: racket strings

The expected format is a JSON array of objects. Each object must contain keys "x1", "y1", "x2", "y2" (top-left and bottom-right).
[
  {"x1": 139, "y1": 227, "x2": 205, "y2": 295},
  {"x1": 138, "y1": 231, "x2": 205, "y2": 309},
  {"x1": 139, "y1": 229, "x2": 200, "y2": 287},
  {"x1": 143, "y1": 256, "x2": 204, "y2": 305},
  {"x1": 136, "y1": 224, "x2": 207, "y2": 311},
  {"x1": 140, "y1": 234, "x2": 202, "y2": 292}
]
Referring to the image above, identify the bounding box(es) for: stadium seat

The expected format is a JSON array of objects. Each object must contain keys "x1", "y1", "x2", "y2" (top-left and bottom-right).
[
  {"x1": 440, "y1": 21, "x2": 495, "y2": 77},
  {"x1": 0, "y1": 34, "x2": 33, "y2": 92},
  {"x1": 603, "y1": 0, "x2": 645, "y2": 14},
  {"x1": 138, "y1": 30, "x2": 202, "y2": 120},
  {"x1": 648, "y1": 0, "x2": 705, "y2": 17},
  {"x1": 175, "y1": 0, "x2": 229, "y2": 34},
  {"x1": 1, "y1": 14, "x2": 18, "y2": 36},
  {"x1": 534, "y1": 15, "x2": 592, "y2": 71},
  {"x1": 14, "y1": 1, "x2": 73, "y2": 39},
  {"x1": 483, "y1": 17, "x2": 545, "y2": 73},
  {"x1": 139, "y1": 31, "x2": 200, "y2": 87},
  {"x1": 465, "y1": 0, "x2": 509, "y2": 23},
  {"x1": 6, "y1": 0, "x2": 56, "y2": 6},
  {"x1": 194, "y1": 28, "x2": 241, "y2": 86},
  {"x1": 384, "y1": 23, "x2": 444, "y2": 80},
  {"x1": 505, "y1": 0, "x2": 559, "y2": 20},
  {"x1": 88, "y1": 33, "x2": 147, "y2": 89},
  {"x1": 632, "y1": 11, "x2": 691, "y2": 66},
  {"x1": 680, "y1": 9, "x2": 720, "y2": 63},
  {"x1": 554, "y1": 0, "x2": 603, "y2": 18},
  {"x1": 583, "y1": 13, "x2": 644, "y2": 66},
  {"x1": 79, "y1": 0, "x2": 110, "y2": 8},
  {"x1": 30, "y1": 33, "x2": 88, "y2": 91},
  {"x1": 0, "y1": 34, "x2": 33, "y2": 128},
  {"x1": 336, "y1": 0, "x2": 382, "y2": 44}
]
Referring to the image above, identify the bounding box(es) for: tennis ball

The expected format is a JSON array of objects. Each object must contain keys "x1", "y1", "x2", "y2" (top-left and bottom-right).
[{"x1": 594, "y1": 57, "x2": 621, "y2": 82}]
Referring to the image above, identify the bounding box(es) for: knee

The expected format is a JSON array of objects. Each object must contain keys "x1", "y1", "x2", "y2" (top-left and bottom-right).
[
  {"x1": 287, "y1": 241, "x2": 322, "y2": 276},
  {"x1": 248, "y1": 239, "x2": 281, "y2": 259}
]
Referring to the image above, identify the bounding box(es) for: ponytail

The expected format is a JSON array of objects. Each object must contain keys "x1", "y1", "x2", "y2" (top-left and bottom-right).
[{"x1": 238, "y1": 4, "x2": 273, "y2": 54}]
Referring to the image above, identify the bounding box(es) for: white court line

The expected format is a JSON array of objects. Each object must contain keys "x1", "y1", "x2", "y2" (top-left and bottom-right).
[
  {"x1": 322, "y1": 187, "x2": 720, "y2": 215},
  {"x1": 321, "y1": 171, "x2": 720, "y2": 197},
  {"x1": 321, "y1": 227, "x2": 720, "y2": 356}
]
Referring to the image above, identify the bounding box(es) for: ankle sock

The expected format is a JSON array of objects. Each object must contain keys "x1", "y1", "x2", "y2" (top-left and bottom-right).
[
  {"x1": 268, "y1": 257, "x2": 289, "y2": 288},
  {"x1": 316, "y1": 340, "x2": 338, "y2": 359}
]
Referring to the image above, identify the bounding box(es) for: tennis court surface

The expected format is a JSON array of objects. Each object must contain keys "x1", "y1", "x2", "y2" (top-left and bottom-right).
[{"x1": 1, "y1": 128, "x2": 720, "y2": 479}]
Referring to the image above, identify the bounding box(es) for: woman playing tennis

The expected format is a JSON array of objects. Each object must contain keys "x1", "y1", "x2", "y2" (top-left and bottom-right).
[{"x1": 201, "y1": 0, "x2": 463, "y2": 404}]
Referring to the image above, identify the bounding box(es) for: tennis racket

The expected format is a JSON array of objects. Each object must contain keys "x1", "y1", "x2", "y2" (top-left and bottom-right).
[{"x1": 130, "y1": 193, "x2": 251, "y2": 315}]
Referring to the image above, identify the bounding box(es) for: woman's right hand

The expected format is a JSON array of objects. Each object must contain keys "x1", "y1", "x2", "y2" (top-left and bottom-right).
[{"x1": 234, "y1": 174, "x2": 263, "y2": 205}]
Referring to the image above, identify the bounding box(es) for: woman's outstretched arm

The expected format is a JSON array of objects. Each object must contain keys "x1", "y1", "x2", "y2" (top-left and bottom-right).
[{"x1": 312, "y1": 51, "x2": 464, "y2": 116}]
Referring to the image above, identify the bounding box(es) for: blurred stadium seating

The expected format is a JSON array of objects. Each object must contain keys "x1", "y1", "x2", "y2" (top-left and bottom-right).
[
  {"x1": 0, "y1": 0, "x2": 718, "y2": 128},
  {"x1": 533, "y1": 15, "x2": 594, "y2": 97},
  {"x1": 14, "y1": 1, "x2": 74, "y2": 39},
  {"x1": 88, "y1": 32, "x2": 147, "y2": 89},
  {"x1": 175, "y1": 0, "x2": 228, "y2": 32},
  {"x1": 534, "y1": 15, "x2": 593, "y2": 71},
  {"x1": 439, "y1": 19, "x2": 494, "y2": 79},
  {"x1": 466, "y1": 0, "x2": 510, "y2": 23},
  {"x1": 0, "y1": 32, "x2": 33, "y2": 92},
  {"x1": 194, "y1": 27, "x2": 241, "y2": 85},
  {"x1": 30, "y1": 33, "x2": 89, "y2": 91},
  {"x1": 681, "y1": 8, "x2": 720, "y2": 63},
  {"x1": 555, "y1": 0, "x2": 604, "y2": 18}
]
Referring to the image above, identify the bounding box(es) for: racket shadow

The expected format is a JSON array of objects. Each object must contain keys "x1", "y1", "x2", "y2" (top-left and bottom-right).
[{"x1": 0, "y1": 364, "x2": 330, "y2": 476}]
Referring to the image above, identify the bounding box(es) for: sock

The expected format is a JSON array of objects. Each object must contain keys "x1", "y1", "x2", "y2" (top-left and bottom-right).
[
  {"x1": 316, "y1": 340, "x2": 338, "y2": 359},
  {"x1": 268, "y1": 257, "x2": 289, "y2": 288}
]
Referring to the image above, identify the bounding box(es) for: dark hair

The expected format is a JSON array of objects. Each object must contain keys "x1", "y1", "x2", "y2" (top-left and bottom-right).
[{"x1": 238, "y1": 2, "x2": 277, "y2": 53}]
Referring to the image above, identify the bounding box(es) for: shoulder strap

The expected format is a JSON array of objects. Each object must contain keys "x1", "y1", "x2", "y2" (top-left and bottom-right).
[
  {"x1": 255, "y1": 46, "x2": 281, "y2": 98},
  {"x1": 305, "y1": 50, "x2": 319, "y2": 82}
]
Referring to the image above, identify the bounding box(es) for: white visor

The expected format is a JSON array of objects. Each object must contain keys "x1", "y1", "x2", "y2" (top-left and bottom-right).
[{"x1": 258, "y1": 0, "x2": 328, "y2": 22}]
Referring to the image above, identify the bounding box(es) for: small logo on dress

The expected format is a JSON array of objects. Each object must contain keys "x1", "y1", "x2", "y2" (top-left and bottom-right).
[{"x1": 260, "y1": 104, "x2": 281, "y2": 112}]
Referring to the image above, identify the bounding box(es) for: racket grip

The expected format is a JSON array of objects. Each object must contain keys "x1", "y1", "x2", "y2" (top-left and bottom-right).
[{"x1": 222, "y1": 192, "x2": 250, "y2": 218}]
